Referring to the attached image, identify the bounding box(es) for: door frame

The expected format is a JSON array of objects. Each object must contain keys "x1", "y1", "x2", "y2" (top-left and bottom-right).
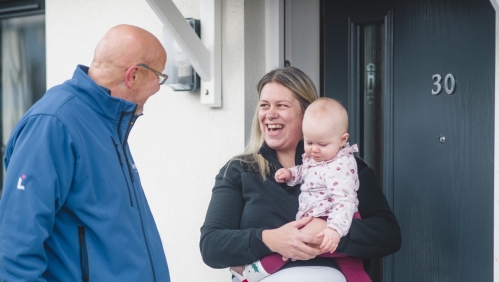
[{"x1": 347, "y1": 10, "x2": 395, "y2": 281}]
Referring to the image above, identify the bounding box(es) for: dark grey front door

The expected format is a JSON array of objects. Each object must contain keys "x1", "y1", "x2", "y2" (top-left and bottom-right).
[{"x1": 323, "y1": 0, "x2": 494, "y2": 281}]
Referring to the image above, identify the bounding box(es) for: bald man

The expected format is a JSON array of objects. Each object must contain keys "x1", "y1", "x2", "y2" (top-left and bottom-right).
[{"x1": 0, "y1": 25, "x2": 170, "y2": 281}]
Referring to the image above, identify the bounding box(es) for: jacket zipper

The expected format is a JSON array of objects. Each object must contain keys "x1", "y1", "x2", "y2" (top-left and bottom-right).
[
  {"x1": 111, "y1": 136, "x2": 133, "y2": 207},
  {"x1": 78, "y1": 226, "x2": 89, "y2": 282},
  {"x1": 117, "y1": 109, "x2": 157, "y2": 281},
  {"x1": 123, "y1": 149, "x2": 134, "y2": 182},
  {"x1": 119, "y1": 112, "x2": 136, "y2": 183}
]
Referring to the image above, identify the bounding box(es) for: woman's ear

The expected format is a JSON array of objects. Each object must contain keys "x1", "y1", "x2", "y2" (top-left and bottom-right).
[
  {"x1": 340, "y1": 133, "x2": 349, "y2": 147},
  {"x1": 125, "y1": 66, "x2": 139, "y2": 88}
]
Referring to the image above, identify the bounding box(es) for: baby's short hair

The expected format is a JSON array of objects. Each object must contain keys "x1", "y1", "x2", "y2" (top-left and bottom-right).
[{"x1": 305, "y1": 97, "x2": 348, "y2": 133}]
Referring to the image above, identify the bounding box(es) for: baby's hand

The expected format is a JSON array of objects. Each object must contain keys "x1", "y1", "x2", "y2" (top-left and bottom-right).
[
  {"x1": 317, "y1": 228, "x2": 340, "y2": 254},
  {"x1": 275, "y1": 168, "x2": 292, "y2": 183}
]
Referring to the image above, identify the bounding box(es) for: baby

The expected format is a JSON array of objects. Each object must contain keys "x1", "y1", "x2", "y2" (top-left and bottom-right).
[{"x1": 230, "y1": 98, "x2": 370, "y2": 282}]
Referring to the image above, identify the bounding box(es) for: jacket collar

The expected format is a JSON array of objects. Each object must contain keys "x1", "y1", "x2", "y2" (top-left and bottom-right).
[
  {"x1": 67, "y1": 65, "x2": 137, "y2": 122},
  {"x1": 258, "y1": 140, "x2": 305, "y2": 169}
]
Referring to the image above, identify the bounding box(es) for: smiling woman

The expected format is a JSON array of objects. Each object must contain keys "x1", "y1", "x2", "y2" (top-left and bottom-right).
[
  {"x1": 200, "y1": 66, "x2": 401, "y2": 282},
  {"x1": 258, "y1": 82, "x2": 304, "y2": 168},
  {"x1": 248, "y1": 67, "x2": 318, "y2": 179}
]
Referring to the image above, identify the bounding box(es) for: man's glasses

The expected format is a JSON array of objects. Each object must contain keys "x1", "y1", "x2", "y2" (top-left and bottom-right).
[{"x1": 137, "y1": 64, "x2": 168, "y2": 85}]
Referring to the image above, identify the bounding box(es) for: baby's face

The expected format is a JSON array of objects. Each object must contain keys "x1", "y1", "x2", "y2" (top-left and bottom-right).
[{"x1": 302, "y1": 116, "x2": 347, "y2": 162}]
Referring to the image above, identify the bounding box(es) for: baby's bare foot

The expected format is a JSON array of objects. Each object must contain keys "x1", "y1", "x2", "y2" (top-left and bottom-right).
[{"x1": 230, "y1": 266, "x2": 244, "y2": 276}]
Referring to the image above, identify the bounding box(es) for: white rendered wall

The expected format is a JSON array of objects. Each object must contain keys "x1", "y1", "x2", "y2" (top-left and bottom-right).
[{"x1": 46, "y1": 0, "x2": 265, "y2": 281}]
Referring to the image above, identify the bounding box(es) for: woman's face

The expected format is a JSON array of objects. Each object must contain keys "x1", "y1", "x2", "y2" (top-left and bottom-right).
[{"x1": 258, "y1": 82, "x2": 304, "y2": 154}]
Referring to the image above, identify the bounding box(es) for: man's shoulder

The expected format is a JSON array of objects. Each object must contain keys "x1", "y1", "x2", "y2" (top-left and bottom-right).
[{"x1": 29, "y1": 82, "x2": 91, "y2": 120}]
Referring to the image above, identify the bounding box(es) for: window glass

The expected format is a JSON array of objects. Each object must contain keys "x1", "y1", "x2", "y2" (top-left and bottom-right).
[
  {"x1": 0, "y1": 14, "x2": 45, "y2": 191},
  {"x1": 360, "y1": 23, "x2": 384, "y2": 186}
]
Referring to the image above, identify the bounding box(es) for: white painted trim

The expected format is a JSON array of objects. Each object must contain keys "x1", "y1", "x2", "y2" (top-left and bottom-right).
[
  {"x1": 265, "y1": 0, "x2": 284, "y2": 72},
  {"x1": 491, "y1": 0, "x2": 499, "y2": 11},
  {"x1": 199, "y1": 0, "x2": 222, "y2": 107},
  {"x1": 146, "y1": 0, "x2": 222, "y2": 107},
  {"x1": 264, "y1": 0, "x2": 320, "y2": 90},
  {"x1": 284, "y1": 0, "x2": 320, "y2": 92},
  {"x1": 284, "y1": 0, "x2": 292, "y2": 63},
  {"x1": 146, "y1": 0, "x2": 210, "y2": 80}
]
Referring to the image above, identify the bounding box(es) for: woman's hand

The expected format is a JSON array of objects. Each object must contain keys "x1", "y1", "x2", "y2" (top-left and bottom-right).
[{"x1": 262, "y1": 217, "x2": 323, "y2": 261}]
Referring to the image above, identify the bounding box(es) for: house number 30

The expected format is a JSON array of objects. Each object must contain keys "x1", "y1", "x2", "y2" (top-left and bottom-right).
[{"x1": 432, "y1": 74, "x2": 456, "y2": 95}]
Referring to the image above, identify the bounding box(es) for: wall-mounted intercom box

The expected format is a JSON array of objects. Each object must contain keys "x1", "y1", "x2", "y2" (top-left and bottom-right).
[{"x1": 163, "y1": 18, "x2": 200, "y2": 91}]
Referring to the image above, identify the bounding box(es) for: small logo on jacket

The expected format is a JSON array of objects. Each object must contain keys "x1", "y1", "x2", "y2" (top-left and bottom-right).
[{"x1": 17, "y1": 174, "x2": 26, "y2": 190}]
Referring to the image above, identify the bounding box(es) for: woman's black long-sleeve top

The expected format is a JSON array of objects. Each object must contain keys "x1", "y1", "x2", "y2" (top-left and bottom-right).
[{"x1": 200, "y1": 141, "x2": 401, "y2": 270}]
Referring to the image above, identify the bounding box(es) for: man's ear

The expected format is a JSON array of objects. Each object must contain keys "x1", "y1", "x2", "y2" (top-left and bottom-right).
[
  {"x1": 340, "y1": 133, "x2": 349, "y2": 147},
  {"x1": 125, "y1": 66, "x2": 139, "y2": 88}
]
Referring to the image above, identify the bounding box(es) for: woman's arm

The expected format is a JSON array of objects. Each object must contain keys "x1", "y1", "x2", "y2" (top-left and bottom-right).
[
  {"x1": 336, "y1": 158, "x2": 402, "y2": 258},
  {"x1": 200, "y1": 162, "x2": 266, "y2": 268},
  {"x1": 200, "y1": 161, "x2": 322, "y2": 268}
]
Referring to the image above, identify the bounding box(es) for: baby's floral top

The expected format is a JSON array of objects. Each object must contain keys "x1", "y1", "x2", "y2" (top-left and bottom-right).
[{"x1": 288, "y1": 143, "x2": 359, "y2": 237}]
